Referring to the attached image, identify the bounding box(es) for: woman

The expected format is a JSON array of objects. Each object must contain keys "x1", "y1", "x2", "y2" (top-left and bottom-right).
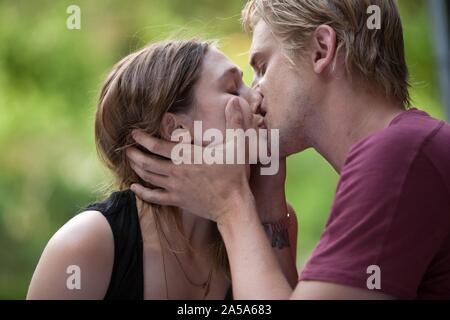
[{"x1": 27, "y1": 40, "x2": 297, "y2": 299}]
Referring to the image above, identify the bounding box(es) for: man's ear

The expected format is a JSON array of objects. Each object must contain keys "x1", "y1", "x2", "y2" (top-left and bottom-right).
[
  {"x1": 160, "y1": 113, "x2": 191, "y2": 141},
  {"x1": 310, "y1": 25, "x2": 337, "y2": 74}
]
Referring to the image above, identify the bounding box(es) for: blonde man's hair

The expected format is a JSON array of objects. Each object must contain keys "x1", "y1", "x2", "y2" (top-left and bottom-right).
[{"x1": 242, "y1": 0, "x2": 411, "y2": 107}]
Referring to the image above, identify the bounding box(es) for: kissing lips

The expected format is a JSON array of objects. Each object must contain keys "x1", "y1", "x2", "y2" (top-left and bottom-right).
[{"x1": 257, "y1": 117, "x2": 267, "y2": 129}]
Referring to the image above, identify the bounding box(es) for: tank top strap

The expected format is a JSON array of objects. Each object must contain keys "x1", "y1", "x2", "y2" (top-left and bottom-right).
[{"x1": 83, "y1": 189, "x2": 144, "y2": 300}]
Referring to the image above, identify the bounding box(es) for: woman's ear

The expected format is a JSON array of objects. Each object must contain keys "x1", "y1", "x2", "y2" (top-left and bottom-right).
[{"x1": 160, "y1": 113, "x2": 191, "y2": 141}]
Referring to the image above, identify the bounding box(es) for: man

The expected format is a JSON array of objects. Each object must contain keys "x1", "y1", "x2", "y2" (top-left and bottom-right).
[{"x1": 127, "y1": 0, "x2": 450, "y2": 299}]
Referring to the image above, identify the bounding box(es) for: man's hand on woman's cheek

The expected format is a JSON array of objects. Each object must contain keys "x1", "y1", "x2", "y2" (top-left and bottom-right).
[{"x1": 126, "y1": 98, "x2": 254, "y2": 223}]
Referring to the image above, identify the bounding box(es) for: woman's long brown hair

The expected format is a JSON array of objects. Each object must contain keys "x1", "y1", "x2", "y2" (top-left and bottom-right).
[{"x1": 95, "y1": 40, "x2": 228, "y2": 274}]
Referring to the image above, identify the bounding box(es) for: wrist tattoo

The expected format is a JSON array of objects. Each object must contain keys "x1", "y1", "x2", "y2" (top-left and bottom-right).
[{"x1": 262, "y1": 213, "x2": 291, "y2": 249}]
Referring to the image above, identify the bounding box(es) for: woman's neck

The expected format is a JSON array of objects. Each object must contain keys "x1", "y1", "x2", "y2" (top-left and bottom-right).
[
  {"x1": 135, "y1": 195, "x2": 215, "y2": 250},
  {"x1": 180, "y1": 209, "x2": 216, "y2": 247}
]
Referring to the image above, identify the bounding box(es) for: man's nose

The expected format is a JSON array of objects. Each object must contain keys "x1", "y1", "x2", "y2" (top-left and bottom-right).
[
  {"x1": 251, "y1": 74, "x2": 261, "y2": 89},
  {"x1": 243, "y1": 88, "x2": 261, "y2": 114}
]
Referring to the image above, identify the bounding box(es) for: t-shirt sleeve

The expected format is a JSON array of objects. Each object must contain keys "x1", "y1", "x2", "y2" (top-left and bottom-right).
[{"x1": 299, "y1": 136, "x2": 450, "y2": 299}]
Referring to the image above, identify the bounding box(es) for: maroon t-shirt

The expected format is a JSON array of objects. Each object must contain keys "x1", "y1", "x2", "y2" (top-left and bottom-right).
[{"x1": 299, "y1": 108, "x2": 450, "y2": 299}]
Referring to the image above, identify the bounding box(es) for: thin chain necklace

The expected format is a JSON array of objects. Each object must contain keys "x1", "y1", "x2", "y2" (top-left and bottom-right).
[
  {"x1": 155, "y1": 218, "x2": 170, "y2": 299},
  {"x1": 157, "y1": 219, "x2": 214, "y2": 299}
]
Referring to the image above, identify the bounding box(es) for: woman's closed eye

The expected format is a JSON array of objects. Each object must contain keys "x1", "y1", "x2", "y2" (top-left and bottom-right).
[
  {"x1": 231, "y1": 78, "x2": 244, "y2": 96},
  {"x1": 223, "y1": 68, "x2": 243, "y2": 96},
  {"x1": 227, "y1": 83, "x2": 241, "y2": 96}
]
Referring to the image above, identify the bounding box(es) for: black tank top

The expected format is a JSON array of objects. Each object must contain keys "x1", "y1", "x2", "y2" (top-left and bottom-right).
[{"x1": 82, "y1": 189, "x2": 232, "y2": 300}]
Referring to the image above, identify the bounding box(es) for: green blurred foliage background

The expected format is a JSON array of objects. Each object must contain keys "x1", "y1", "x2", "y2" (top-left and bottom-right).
[{"x1": 0, "y1": 0, "x2": 445, "y2": 299}]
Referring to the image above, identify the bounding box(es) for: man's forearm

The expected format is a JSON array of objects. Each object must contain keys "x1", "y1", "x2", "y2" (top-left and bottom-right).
[
  {"x1": 217, "y1": 190, "x2": 294, "y2": 299},
  {"x1": 250, "y1": 162, "x2": 298, "y2": 288},
  {"x1": 261, "y1": 212, "x2": 298, "y2": 288}
]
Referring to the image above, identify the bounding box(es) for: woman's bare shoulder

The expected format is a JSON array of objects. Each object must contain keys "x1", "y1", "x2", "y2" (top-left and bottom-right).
[{"x1": 27, "y1": 210, "x2": 114, "y2": 300}]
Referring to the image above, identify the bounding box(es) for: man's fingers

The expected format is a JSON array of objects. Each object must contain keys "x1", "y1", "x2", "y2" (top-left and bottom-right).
[
  {"x1": 129, "y1": 161, "x2": 170, "y2": 189},
  {"x1": 127, "y1": 147, "x2": 172, "y2": 176},
  {"x1": 225, "y1": 97, "x2": 245, "y2": 130},
  {"x1": 132, "y1": 130, "x2": 175, "y2": 158},
  {"x1": 130, "y1": 183, "x2": 176, "y2": 206}
]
